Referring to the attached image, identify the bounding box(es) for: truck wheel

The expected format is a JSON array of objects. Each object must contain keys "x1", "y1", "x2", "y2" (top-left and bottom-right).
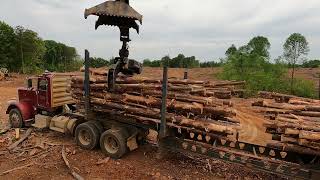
[
  {"x1": 100, "y1": 129, "x2": 128, "y2": 159},
  {"x1": 75, "y1": 122, "x2": 100, "y2": 150},
  {"x1": 9, "y1": 108, "x2": 23, "y2": 128},
  {"x1": 87, "y1": 121, "x2": 104, "y2": 135}
]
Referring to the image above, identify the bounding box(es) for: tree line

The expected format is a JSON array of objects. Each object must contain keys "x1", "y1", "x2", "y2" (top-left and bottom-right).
[
  {"x1": 143, "y1": 55, "x2": 224, "y2": 68},
  {"x1": 0, "y1": 21, "x2": 83, "y2": 73},
  {"x1": 142, "y1": 33, "x2": 318, "y2": 98},
  {"x1": 143, "y1": 54, "x2": 201, "y2": 68}
]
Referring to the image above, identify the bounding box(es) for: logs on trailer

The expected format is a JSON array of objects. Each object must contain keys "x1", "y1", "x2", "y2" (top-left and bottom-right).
[
  {"x1": 253, "y1": 95, "x2": 320, "y2": 152},
  {"x1": 71, "y1": 74, "x2": 244, "y2": 144},
  {"x1": 71, "y1": 72, "x2": 320, "y2": 157}
]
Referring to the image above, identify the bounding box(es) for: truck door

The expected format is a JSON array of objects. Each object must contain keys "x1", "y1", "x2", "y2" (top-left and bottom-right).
[{"x1": 37, "y1": 78, "x2": 49, "y2": 108}]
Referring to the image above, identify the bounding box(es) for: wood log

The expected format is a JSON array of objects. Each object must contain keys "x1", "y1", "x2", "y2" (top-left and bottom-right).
[
  {"x1": 290, "y1": 97, "x2": 320, "y2": 104},
  {"x1": 129, "y1": 90, "x2": 233, "y2": 104},
  {"x1": 93, "y1": 108, "x2": 235, "y2": 142},
  {"x1": 117, "y1": 77, "x2": 245, "y2": 88},
  {"x1": 305, "y1": 105, "x2": 320, "y2": 112},
  {"x1": 288, "y1": 99, "x2": 313, "y2": 105},
  {"x1": 115, "y1": 84, "x2": 198, "y2": 92},
  {"x1": 80, "y1": 67, "x2": 108, "y2": 76},
  {"x1": 90, "y1": 98, "x2": 238, "y2": 134},
  {"x1": 265, "y1": 119, "x2": 320, "y2": 132},
  {"x1": 298, "y1": 139, "x2": 320, "y2": 150},
  {"x1": 259, "y1": 91, "x2": 320, "y2": 104},
  {"x1": 96, "y1": 94, "x2": 235, "y2": 119},
  {"x1": 299, "y1": 131, "x2": 320, "y2": 141},
  {"x1": 278, "y1": 114, "x2": 320, "y2": 123},
  {"x1": 202, "y1": 106, "x2": 236, "y2": 117},
  {"x1": 255, "y1": 106, "x2": 320, "y2": 118},
  {"x1": 88, "y1": 93, "x2": 235, "y2": 118},
  {"x1": 267, "y1": 142, "x2": 320, "y2": 156},
  {"x1": 285, "y1": 128, "x2": 300, "y2": 135},
  {"x1": 205, "y1": 91, "x2": 232, "y2": 99},
  {"x1": 293, "y1": 111, "x2": 320, "y2": 117},
  {"x1": 72, "y1": 76, "x2": 107, "y2": 84},
  {"x1": 73, "y1": 89, "x2": 235, "y2": 115},
  {"x1": 252, "y1": 100, "x2": 306, "y2": 111},
  {"x1": 117, "y1": 77, "x2": 207, "y2": 85},
  {"x1": 207, "y1": 81, "x2": 245, "y2": 87},
  {"x1": 258, "y1": 91, "x2": 295, "y2": 102},
  {"x1": 281, "y1": 135, "x2": 298, "y2": 143}
]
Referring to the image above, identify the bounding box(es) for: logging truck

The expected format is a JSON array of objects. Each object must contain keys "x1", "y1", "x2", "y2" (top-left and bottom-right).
[
  {"x1": 5, "y1": 65, "x2": 320, "y2": 179},
  {"x1": 6, "y1": 71, "x2": 146, "y2": 158}
]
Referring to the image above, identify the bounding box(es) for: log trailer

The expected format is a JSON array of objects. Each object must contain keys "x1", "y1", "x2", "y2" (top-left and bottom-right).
[{"x1": 5, "y1": 0, "x2": 320, "y2": 179}]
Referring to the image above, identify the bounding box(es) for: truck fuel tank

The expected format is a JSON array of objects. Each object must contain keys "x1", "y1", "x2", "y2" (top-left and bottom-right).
[{"x1": 32, "y1": 115, "x2": 78, "y2": 135}]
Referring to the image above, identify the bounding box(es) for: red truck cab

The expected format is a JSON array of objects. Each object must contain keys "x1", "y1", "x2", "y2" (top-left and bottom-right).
[{"x1": 6, "y1": 72, "x2": 74, "y2": 128}]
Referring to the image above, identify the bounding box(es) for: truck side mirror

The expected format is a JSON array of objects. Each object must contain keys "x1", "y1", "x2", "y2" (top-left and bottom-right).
[{"x1": 27, "y1": 79, "x2": 32, "y2": 88}]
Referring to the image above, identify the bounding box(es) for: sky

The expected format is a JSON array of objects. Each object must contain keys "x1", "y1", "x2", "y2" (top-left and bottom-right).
[{"x1": 1, "y1": 0, "x2": 320, "y2": 62}]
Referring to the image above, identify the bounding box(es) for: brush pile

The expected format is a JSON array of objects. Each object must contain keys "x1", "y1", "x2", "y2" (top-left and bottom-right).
[
  {"x1": 71, "y1": 69, "x2": 245, "y2": 141},
  {"x1": 253, "y1": 91, "x2": 320, "y2": 151}
]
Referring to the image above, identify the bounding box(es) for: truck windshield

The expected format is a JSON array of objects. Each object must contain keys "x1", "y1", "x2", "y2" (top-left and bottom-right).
[{"x1": 39, "y1": 79, "x2": 48, "y2": 91}]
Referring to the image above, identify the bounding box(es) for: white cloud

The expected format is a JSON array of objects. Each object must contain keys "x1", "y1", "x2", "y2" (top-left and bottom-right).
[{"x1": 1, "y1": 0, "x2": 319, "y2": 61}]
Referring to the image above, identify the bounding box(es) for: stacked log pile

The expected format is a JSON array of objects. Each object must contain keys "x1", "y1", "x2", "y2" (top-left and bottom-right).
[
  {"x1": 71, "y1": 70, "x2": 246, "y2": 141},
  {"x1": 253, "y1": 91, "x2": 320, "y2": 152}
]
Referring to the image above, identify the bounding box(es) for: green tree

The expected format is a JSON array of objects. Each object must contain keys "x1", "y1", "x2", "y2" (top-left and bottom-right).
[
  {"x1": 89, "y1": 57, "x2": 109, "y2": 68},
  {"x1": 221, "y1": 36, "x2": 315, "y2": 98},
  {"x1": 161, "y1": 55, "x2": 171, "y2": 67},
  {"x1": 247, "y1": 36, "x2": 271, "y2": 58},
  {"x1": 200, "y1": 61, "x2": 222, "y2": 68},
  {"x1": 283, "y1": 33, "x2": 309, "y2": 93},
  {"x1": 225, "y1": 44, "x2": 237, "y2": 57},
  {"x1": 302, "y1": 60, "x2": 320, "y2": 68},
  {"x1": 43, "y1": 40, "x2": 80, "y2": 72},
  {"x1": 0, "y1": 21, "x2": 16, "y2": 71},
  {"x1": 15, "y1": 26, "x2": 46, "y2": 74}
]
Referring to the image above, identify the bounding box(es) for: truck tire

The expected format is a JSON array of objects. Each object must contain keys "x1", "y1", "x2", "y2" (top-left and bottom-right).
[
  {"x1": 9, "y1": 108, "x2": 23, "y2": 128},
  {"x1": 87, "y1": 121, "x2": 104, "y2": 135},
  {"x1": 100, "y1": 129, "x2": 128, "y2": 159},
  {"x1": 75, "y1": 122, "x2": 100, "y2": 150}
]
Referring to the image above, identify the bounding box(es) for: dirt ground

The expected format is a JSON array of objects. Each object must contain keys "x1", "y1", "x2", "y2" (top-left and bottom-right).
[{"x1": 1, "y1": 67, "x2": 317, "y2": 180}]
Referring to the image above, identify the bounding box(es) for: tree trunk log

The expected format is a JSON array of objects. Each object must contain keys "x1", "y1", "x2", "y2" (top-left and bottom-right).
[
  {"x1": 267, "y1": 142, "x2": 320, "y2": 156},
  {"x1": 90, "y1": 98, "x2": 238, "y2": 134},
  {"x1": 299, "y1": 131, "x2": 320, "y2": 141}
]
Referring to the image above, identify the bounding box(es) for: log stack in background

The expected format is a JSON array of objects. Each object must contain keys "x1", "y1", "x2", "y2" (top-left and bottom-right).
[
  {"x1": 253, "y1": 91, "x2": 320, "y2": 152},
  {"x1": 71, "y1": 69, "x2": 246, "y2": 142}
]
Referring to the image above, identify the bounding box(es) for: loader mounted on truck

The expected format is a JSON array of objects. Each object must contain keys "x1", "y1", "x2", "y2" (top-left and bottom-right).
[{"x1": 6, "y1": 0, "x2": 320, "y2": 179}]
